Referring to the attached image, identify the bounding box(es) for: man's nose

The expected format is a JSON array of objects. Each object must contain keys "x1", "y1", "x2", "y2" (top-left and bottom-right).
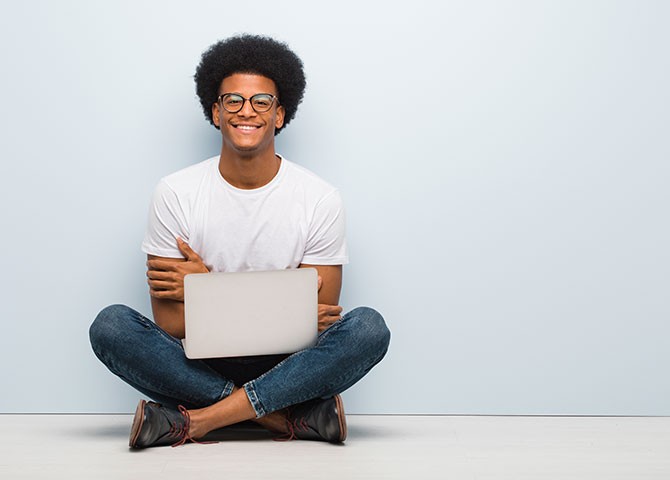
[{"x1": 238, "y1": 99, "x2": 257, "y2": 117}]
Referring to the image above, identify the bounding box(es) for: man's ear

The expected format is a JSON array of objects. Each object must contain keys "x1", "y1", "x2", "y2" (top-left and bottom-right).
[
  {"x1": 275, "y1": 105, "x2": 285, "y2": 130},
  {"x1": 212, "y1": 102, "x2": 221, "y2": 128}
]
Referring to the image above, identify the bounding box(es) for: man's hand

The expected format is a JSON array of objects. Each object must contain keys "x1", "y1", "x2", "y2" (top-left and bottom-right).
[
  {"x1": 317, "y1": 275, "x2": 343, "y2": 333},
  {"x1": 146, "y1": 238, "x2": 209, "y2": 301}
]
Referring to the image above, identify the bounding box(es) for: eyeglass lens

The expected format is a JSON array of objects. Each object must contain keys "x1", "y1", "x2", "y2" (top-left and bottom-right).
[{"x1": 221, "y1": 94, "x2": 275, "y2": 113}]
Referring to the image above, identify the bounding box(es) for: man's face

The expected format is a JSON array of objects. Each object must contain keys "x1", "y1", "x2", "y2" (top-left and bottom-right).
[{"x1": 212, "y1": 73, "x2": 285, "y2": 155}]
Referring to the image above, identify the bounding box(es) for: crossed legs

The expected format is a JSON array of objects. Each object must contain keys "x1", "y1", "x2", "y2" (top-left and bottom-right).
[{"x1": 90, "y1": 304, "x2": 390, "y2": 439}]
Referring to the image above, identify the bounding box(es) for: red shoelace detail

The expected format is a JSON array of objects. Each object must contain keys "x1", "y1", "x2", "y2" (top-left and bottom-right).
[
  {"x1": 170, "y1": 405, "x2": 217, "y2": 447},
  {"x1": 274, "y1": 413, "x2": 310, "y2": 442}
]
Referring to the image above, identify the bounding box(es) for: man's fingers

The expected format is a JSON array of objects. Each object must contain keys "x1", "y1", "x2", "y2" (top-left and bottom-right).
[
  {"x1": 146, "y1": 270, "x2": 175, "y2": 281},
  {"x1": 147, "y1": 279, "x2": 175, "y2": 290},
  {"x1": 319, "y1": 304, "x2": 342, "y2": 312},
  {"x1": 318, "y1": 304, "x2": 343, "y2": 324},
  {"x1": 146, "y1": 259, "x2": 179, "y2": 272},
  {"x1": 150, "y1": 288, "x2": 181, "y2": 300},
  {"x1": 150, "y1": 289, "x2": 169, "y2": 298},
  {"x1": 151, "y1": 290, "x2": 175, "y2": 299},
  {"x1": 177, "y1": 237, "x2": 201, "y2": 262},
  {"x1": 321, "y1": 305, "x2": 343, "y2": 315},
  {"x1": 317, "y1": 276, "x2": 323, "y2": 292},
  {"x1": 318, "y1": 312, "x2": 342, "y2": 332}
]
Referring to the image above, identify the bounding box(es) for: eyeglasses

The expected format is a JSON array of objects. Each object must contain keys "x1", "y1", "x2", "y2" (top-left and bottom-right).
[{"x1": 217, "y1": 93, "x2": 278, "y2": 113}]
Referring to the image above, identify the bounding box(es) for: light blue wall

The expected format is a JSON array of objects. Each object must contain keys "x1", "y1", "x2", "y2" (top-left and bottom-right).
[{"x1": 1, "y1": 0, "x2": 668, "y2": 414}]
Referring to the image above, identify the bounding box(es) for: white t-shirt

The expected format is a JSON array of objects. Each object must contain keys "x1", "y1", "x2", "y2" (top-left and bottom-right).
[{"x1": 141, "y1": 155, "x2": 348, "y2": 272}]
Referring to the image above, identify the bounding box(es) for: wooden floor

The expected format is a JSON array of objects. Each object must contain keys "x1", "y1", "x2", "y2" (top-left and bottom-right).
[{"x1": 0, "y1": 415, "x2": 668, "y2": 479}]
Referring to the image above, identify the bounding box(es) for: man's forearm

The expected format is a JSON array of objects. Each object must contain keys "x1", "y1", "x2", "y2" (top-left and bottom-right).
[{"x1": 151, "y1": 297, "x2": 185, "y2": 339}]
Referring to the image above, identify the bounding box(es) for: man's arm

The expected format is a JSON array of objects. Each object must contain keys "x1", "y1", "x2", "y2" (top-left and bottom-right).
[
  {"x1": 146, "y1": 239, "x2": 209, "y2": 339},
  {"x1": 150, "y1": 292, "x2": 186, "y2": 339},
  {"x1": 299, "y1": 263, "x2": 343, "y2": 332},
  {"x1": 148, "y1": 243, "x2": 342, "y2": 337}
]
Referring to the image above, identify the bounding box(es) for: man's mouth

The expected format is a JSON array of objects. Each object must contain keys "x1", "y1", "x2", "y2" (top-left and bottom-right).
[{"x1": 232, "y1": 124, "x2": 261, "y2": 131}]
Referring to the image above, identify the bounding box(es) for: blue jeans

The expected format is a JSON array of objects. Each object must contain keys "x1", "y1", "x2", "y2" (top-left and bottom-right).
[{"x1": 89, "y1": 304, "x2": 390, "y2": 417}]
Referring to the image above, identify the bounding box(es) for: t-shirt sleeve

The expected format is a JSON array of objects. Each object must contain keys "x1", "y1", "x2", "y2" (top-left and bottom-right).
[
  {"x1": 141, "y1": 179, "x2": 189, "y2": 258},
  {"x1": 302, "y1": 189, "x2": 349, "y2": 265}
]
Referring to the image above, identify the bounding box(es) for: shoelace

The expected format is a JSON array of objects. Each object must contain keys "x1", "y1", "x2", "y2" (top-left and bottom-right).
[
  {"x1": 170, "y1": 405, "x2": 217, "y2": 447},
  {"x1": 274, "y1": 413, "x2": 310, "y2": 442}
]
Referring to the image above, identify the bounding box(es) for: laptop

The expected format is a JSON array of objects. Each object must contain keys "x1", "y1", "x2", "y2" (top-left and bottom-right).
[{"x1": 182, "y1": 268, "x2": 318, "y2": 359}]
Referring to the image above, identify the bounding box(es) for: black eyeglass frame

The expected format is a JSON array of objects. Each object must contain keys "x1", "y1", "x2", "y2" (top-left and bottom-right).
[{"x1": 217, "y1": 93, "x2": 279, "y2": 114}]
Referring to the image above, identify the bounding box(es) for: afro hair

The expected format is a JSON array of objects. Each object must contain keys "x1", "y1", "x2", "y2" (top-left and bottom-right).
[{"x1": 194, "y1": 34, "x2": 306, "y2": 135}]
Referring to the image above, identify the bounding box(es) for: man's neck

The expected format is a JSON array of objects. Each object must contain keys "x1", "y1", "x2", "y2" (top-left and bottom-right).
[{"x1": 218, "y1": 147, "x2": 281, "y2": 190}]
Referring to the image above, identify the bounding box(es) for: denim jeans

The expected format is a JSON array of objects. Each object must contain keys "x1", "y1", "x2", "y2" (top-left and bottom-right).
[{"x1": 89, "y1": 304, "x2": 390, "y2": 417}]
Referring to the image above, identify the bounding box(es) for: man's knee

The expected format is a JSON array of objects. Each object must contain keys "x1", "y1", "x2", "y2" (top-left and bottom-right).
[
  {"x1": 89, "y1": 304, "x2": 141, "y2": 353},
  {"x1": 346, "y1": 306, "x2": 391, "y2": 357}
]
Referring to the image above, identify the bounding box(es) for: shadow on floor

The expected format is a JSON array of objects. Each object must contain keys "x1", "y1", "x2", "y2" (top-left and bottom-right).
[
  {"x1": 346, "y1": 421, "x2": 394, "y2": 440},
  {"x1": 73, "y1": 418, "x2": 276, "y2": 441},
  {"x1": 74, "y1": 421, "x2": 130, "y2": 439},
  {"x1": 202, "y1": 421, "x2": 277, "y2": 442},
  {"x1": 74, "y1": 417, "x2": 387, "y2": 442}
]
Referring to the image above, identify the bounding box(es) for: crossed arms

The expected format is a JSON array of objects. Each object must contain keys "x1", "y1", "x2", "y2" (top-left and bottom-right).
[{"x1": 146, "y1": 238, "x2": 343, "y2": 339}]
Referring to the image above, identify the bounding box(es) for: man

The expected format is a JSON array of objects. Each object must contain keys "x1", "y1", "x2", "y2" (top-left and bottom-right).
[{"x1": 89, "y1": 34, "x2": 390, "y2": 449}]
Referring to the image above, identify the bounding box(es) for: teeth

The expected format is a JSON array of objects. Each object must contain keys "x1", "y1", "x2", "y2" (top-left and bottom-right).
[{"x1": 236, "y1": 125, "x2": 257, "y2": 130}]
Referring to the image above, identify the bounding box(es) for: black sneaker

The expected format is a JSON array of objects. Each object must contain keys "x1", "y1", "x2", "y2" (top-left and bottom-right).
[
  {"x1": 129, "y1": 400, "x2": 195, "y2": 449},
  {"x1": 282, "y1": 394, "x2": 347, "y2": 443}
]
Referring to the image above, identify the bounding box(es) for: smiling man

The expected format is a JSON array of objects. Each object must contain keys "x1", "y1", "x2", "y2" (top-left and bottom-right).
[{"x1": 89, "y1": 34, "x2": 390, "y2": 448}]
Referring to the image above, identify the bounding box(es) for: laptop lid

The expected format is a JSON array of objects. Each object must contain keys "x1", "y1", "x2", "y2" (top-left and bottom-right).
[{"x1": 182, "y1": 268, "x2": 318, "y2": 359}]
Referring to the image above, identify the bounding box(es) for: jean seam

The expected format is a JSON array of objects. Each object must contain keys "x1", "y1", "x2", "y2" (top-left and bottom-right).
[
  {"x1": 243, "y1": 381, "x2": 266, "y2": 417},
  {"x1": 315, "y1": 310, "x2": 352, "y2": 345},
  {"x1": 147, "y1": 319, "x2": 183, "y2": 347},
  {"x1": 219, "y1": 382, "x2": 235, "y2": 402}
]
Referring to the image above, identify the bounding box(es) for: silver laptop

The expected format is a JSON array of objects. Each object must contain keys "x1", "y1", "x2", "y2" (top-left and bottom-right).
[{"x1": 182, "y1": 268, "x2": 318, "y2": 359}]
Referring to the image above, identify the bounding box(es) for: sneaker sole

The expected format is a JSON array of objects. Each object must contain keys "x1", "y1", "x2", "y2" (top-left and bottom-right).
[
  {"x1": 129, "y1": 399, "x2": 147, "y2": 448},
  {"x1": 333, "y1": 394, "x2": 347, "y2": 442}
]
